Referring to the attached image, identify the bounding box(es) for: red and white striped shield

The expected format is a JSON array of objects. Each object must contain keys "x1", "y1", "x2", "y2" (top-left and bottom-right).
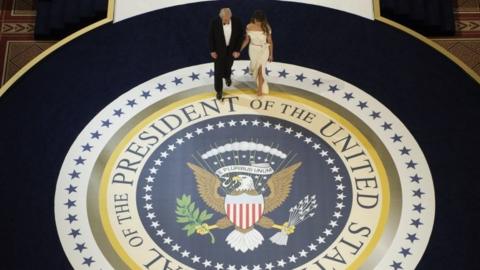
[{"x1": 225, "y1": 194, "x2": 264, "y2": 229}]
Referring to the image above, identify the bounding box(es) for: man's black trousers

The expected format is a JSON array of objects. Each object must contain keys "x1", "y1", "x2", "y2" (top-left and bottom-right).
[{"x1": 214, "y1": 48, "x2": 234, "y2": 93}]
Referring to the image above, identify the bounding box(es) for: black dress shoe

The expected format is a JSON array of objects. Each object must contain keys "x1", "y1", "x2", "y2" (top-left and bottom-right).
[
  {"x1": 226, "y1": 78, "x2": 232, "y2": 87},
  {"x1": 216, "y1": 92, "x2": 222, "y2": 100}
]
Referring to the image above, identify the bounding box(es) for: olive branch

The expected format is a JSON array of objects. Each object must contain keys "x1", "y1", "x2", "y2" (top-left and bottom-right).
[{"x1": 175, "y1": 194, "x2": 215, "y2": 243}]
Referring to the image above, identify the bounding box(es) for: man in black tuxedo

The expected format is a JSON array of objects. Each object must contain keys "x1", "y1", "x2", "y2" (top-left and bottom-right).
[{"x1": 209, "y1": 8, "x2": 243, "y2": 100}]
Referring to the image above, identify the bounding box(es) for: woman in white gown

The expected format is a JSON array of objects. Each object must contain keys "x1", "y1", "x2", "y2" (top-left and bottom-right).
[{"x1": 241, "y1": 10, "x2": 274, "y2": 96}]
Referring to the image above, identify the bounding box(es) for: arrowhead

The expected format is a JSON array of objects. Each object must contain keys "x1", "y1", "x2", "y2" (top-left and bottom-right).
[
  {"x1": 456, "y1": 22, "x2": 467, "y2": 30},
  {"x1": 469, "y1": 21, "x2": 479, "y2": 30},
  {"x1": 3, "y1": 24, "x2": 13, "y2": 32}
]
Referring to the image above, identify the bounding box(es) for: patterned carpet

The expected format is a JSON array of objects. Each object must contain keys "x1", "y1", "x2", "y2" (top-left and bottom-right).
[
  {"x1": 0, "y1": 0, "x2": 479, "y2": 86},
  {"x1": 433, "y1": 0, "x2": 480, "y2": 75},
  {"x1": 0, "y1": 0, "x2": 54, "y2": 85}
]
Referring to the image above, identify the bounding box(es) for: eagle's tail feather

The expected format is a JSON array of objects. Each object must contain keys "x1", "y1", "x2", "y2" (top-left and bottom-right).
[{"x1": 226, "y1": 229, "x2": 263, "y2": 253}]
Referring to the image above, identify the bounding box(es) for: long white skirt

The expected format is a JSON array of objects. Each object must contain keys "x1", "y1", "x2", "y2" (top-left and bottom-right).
[{"x1": 248, "y1": 44, "x2": 270, "y2": 94}]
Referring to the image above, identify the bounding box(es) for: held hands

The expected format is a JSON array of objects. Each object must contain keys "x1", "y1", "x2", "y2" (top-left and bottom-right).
[
  {"x1": 233, "y1": 51, "x2": 240, "y2": 59},
  {"x1": 210, "y1": 52, "x2": 218, "y2": 60}
]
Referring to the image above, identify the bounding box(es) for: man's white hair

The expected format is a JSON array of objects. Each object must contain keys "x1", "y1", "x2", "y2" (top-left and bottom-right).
[{"x1": 219, "y1": 8, "x2": 232, "y2": 18}]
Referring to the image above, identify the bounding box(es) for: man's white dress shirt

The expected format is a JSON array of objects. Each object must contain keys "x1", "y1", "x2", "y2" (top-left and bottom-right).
[{"x1": 223, "y1": 21, "x2": 232, "y2": 46}]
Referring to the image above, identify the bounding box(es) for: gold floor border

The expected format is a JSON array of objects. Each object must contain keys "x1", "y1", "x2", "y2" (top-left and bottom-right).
[
  {"x1": 0, "y1": 0, "x2": 116, "y2": 97},
  {"x1": 373, "y1": 0, "x2": 480, "y2": 84}
]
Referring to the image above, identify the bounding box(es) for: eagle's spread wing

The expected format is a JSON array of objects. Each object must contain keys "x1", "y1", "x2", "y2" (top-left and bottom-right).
[
  {"x1": 263, "y1": 162, "x2": 302, "y2": 214},
  {"x1": 187, "y1": 163, "x2": 225, "y2": 214}
]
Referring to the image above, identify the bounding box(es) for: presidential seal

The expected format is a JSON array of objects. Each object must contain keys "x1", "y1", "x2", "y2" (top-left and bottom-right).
[{"x1": 54, "y1": 62, "x2": 434, "y2": 270}]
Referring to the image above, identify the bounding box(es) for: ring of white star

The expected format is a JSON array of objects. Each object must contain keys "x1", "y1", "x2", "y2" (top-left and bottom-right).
[
  {"x1": 60, "y1": 64, "x2": 430, "y2": 270},
  {"x1": 139, "y1": 117, "x2": 349, "y2": 270}
]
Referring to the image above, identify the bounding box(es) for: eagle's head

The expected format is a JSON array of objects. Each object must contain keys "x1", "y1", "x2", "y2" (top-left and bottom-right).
[{"x1": 232, "y1": 175, "x2": 255, "y2": 192}]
